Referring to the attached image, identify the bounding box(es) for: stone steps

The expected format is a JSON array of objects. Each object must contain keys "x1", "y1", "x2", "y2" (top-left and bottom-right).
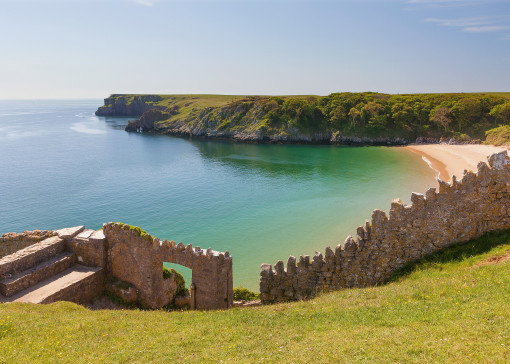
[
  {"x1": 0, "y1": 264, "x2": 104, "y2": 304},
  {"x1": 0, "y1": 252, "x2": 76, "y2": 297},
  {"x1": 0, "y1": 236, "x2": 65, "y2": 277}
]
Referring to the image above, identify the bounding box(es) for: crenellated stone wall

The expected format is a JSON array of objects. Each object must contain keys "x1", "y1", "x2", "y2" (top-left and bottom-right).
[
  {"x1": 103, "y1": 223, "x2": 233, "y2": 310},
  {"x1": 0, "y1": 230, "x2": 55, "y2": 259},
  {"x1": 260, "y1": 151, "x2": 510, "y2": 303}
]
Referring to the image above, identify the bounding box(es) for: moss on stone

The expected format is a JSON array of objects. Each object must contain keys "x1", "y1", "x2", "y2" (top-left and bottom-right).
[{"x1": 115, "y1": 222, "x2": 154, "y2": 243}]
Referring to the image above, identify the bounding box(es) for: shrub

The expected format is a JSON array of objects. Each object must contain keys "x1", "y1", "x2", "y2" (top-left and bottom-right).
[
  {"x1": 163, "y1": 267, "x2": 187, "y2": 297},
  {"x1": 233, "y1": 287, "x2": 259, "y2": 301},
  {"x1": 485, "y1": 125, "x2": 510, "y2": 146}
]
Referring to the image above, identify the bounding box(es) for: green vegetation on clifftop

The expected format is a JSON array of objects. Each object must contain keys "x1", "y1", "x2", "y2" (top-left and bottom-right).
[
  {"x1": 1, "y1": 229, "x2": 509, "y2": 362},
  {"x1": 485, "y1": 125, "x2": 510, "y2": 146},
  {"x1": 98, "y1": 93, "x2": 510, "y2": 143}
]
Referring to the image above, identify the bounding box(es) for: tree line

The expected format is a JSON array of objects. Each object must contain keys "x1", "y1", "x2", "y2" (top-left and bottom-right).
[{"x1": 245, "y1": 92, "x2": 510, "y2": 140}]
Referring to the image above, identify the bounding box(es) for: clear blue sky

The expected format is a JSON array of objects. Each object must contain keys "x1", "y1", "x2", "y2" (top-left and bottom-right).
[{"x1": 1, "y1": 0, "x2": 509, "y2": 98}]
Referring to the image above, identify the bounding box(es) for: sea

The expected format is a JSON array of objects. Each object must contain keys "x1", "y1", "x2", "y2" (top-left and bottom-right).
[{"x1": 0, "y1": 100, "x2": 437, "y2": 290}]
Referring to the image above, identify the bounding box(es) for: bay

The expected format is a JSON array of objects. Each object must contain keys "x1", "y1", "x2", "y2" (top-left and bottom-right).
[{"x1": 0, "y1": 100, "x2": 437, "y2": 290}]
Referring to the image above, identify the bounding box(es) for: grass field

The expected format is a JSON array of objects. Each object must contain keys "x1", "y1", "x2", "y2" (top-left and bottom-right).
[{"x1": 1, "y1": 230, "x2": 509, "y2": 363}]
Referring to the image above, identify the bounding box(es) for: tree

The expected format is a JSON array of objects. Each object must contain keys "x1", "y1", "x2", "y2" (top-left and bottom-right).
[
  {"x1": 329, "y1": 105, "x2": 347, "y2": 130},
  {"x1": 489, "y1": 101, "x2": 510, "y2": 124},
  {"x1": 430, "y1": 106, "x2": 453, "y2": 132},
  {"x1": 348, "y1": 107, "x2": 361, "y2": 126},
  {"x1": 391, "y1": 102, "x2": 415, "y2": 128},
  {"x1": 361, "y1": 102, "x2": 383, "y2": 124},
  {"x1": 450, "y1": 98, "x2": 483, "y2": 132}
]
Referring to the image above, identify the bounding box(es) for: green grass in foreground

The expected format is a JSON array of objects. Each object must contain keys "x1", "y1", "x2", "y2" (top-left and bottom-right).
[{"x1": 1, "y1": 230, "x2": 509, "y2": 363}]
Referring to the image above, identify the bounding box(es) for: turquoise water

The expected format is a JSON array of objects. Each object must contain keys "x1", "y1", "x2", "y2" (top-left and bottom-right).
[{"x1": 0, "y1": 100, "x2": 437, "y2": 290}]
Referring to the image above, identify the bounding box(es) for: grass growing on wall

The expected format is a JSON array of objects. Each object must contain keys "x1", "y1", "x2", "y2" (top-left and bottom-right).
[
  {"x1": 0, "y1": 230, "x2": 509, "y2": 362},
  {"x1": 114, "y1": 222, "x2": 154, "y2": 243}
]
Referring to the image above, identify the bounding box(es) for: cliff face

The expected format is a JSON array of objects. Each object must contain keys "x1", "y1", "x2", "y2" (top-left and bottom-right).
[{"x1": 95, "y1": 94, "x2": 166, "y2": 117}]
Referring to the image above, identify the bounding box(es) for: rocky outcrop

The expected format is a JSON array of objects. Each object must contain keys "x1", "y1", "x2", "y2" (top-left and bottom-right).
[
  {"x1": 260, "y1": 150, "x2": 510, "y2": 303},
  {"x1": 156, "y1": 120, "x2": 411, "y2": 145},
  {"x1": 95, "y1": 94, "x2": 166, "y2": 117},
  {"x1": 125, "y1": 109, "x2": 170, "y2": 132}
]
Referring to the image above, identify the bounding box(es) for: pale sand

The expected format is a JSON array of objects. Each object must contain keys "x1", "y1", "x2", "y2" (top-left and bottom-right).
[{"x1": 404, "y1": 144, "x2": 509, "y2": 182}]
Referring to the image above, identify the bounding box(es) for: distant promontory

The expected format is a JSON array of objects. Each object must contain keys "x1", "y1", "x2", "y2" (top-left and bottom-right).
[{"x1": 95, "y1": 93, "x2": 510, "y2": 146}]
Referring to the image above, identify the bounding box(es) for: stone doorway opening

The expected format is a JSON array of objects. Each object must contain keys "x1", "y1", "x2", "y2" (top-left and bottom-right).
[{"x1": 163, "y1": 262, "x2": 193, "y2": 309}]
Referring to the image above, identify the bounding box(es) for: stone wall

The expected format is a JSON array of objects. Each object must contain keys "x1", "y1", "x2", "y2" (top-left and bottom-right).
[
  {"x1": 260, "y1": 151, "x2": 510, "y2": 303},
  {"x1": 0, "y1": 230, "x2": 55, "y2": 259},
  {"x1": 103, "y1": 223, "x2": 233, "y2": 310},
  {"x1": 66, "y1": 229, "x2": 107, "y2": 268}
]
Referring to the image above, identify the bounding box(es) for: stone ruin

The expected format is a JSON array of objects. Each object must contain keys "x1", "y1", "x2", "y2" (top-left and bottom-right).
[
  {"x1": 260, "y1": 150, "x2": 510, "y2": 303},
  {"x1": 103, "y1": 223, "x2": 233, "y2": 309},
  {"x1": 0, "y1": 223, "x2": 233, "y2": 310}
]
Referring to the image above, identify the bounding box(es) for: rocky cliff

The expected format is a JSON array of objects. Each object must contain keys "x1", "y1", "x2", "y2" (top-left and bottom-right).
[
  {"x1": 125, "y1": 109, "x2": 170, "y2": 133},
  {"x1": 95, "y1": 94, "x2": 166, "y2": 117}
]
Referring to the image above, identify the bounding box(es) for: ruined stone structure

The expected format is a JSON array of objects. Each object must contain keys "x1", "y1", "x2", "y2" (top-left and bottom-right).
[
  {"x1": 260, "y1": 151, "x2": 510, "y2": 303},
  {"x1": 103, "y1": 223, "x2": 233, "y2": 310},
  {"x1": 0, "y1": 227, "x2": 104, "y2": 305},
  {"x1": 0, "y1": 223, "x2": 233, "y2": 310},
  {"x1": 0, "y1": 230, "x2": 55, "y2": 259}
]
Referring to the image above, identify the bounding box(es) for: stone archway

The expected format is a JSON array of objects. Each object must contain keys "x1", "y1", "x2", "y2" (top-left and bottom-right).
[
  {"x1": 103, "y1": 223, "x2": 233, "y2": 310},
  {"x1": 160, "y1": 243, "x2": 233, "y2": 310}
]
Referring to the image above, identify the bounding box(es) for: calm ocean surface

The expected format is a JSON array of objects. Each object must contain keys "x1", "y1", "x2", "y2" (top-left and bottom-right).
[{"x1": 0, "y1": 100, "x2": 437, "y2": 289}]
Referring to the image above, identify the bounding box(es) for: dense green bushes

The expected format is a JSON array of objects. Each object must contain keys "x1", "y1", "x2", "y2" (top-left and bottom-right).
[
  {"x1": 181, "y1": 92, "x2": 510, "y2": 141},
  {"x1": 485, "y1": 125, "x2": 510, "y2": 146},
  {"x1": 263, "y1": 92, "x2": 509, "y2": 139},
  {"x1": 233, "y1": 287, "x2": 259, "y2": 301}
]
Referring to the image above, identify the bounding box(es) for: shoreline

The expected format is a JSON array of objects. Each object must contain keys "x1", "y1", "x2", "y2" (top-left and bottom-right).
[{"x1": 404, "y1": 144, "x2": 509, "y2": 182}]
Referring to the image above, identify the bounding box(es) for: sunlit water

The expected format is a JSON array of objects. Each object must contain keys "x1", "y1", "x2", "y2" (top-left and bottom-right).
[{"x1": 0, "y1": 100, "x2": 437, "y2": 290}]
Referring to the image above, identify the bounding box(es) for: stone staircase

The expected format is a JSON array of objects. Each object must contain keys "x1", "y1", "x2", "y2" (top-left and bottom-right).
[{"x1": 0, "y1": 227, "x2": 104, "y2": 304}]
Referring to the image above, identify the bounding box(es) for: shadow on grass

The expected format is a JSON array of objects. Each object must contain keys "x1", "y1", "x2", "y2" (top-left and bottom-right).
[{"x1": 389, "y1": 229, "x2": 510, "y2": 283}]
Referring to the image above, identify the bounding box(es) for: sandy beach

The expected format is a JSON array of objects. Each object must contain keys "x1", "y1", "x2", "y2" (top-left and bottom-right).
[{"x1": 405, "y1": 144, "x2": 509, "y2": 182}]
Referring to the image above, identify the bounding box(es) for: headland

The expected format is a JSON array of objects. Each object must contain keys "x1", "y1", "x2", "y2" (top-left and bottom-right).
[{"x1": 95, "y1": 93, "x2": 510, "y2": 146}]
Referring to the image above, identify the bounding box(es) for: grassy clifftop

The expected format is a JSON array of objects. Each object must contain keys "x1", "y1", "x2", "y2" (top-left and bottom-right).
[
  {"x1": 1, "y1": 229, "x2": 509, "y2": 362},
  {"x1": 97, "y1": 92, "x2": 510, "y2": 144}
]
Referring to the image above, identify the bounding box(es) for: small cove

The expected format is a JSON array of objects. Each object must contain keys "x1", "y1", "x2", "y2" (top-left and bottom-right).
[{"x1": 0, "y1": 100, "x2": 437, "y2": 290}]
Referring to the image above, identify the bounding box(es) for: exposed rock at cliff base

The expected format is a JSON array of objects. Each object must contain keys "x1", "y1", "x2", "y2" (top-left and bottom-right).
[{"x1": 125, "y1": 109, "x2": 170, "y2": 133}]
